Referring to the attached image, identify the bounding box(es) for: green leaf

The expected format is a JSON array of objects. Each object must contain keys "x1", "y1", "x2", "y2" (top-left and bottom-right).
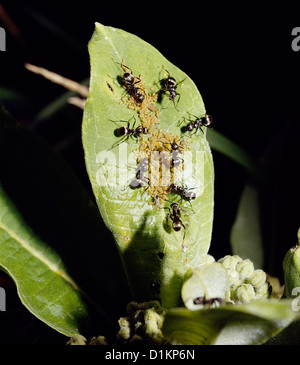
[
  {"x1": 0, "y1": 186, "x2": 88, "y2": 336},
  {"x1": 265, "y1": 319, "x2": 300, "y2": 345},
  {"x1": 0, "y1": 105, "x2": 129, "y2": 337},
  {"x1": 162, "y1": 299, "x2": 300, "y2": 345},
  {"x1": 230, "y1": 184, "x2": 264, "y2": 268},
  {"x1": 82, "y1": 23, "x2": 214, "y2": 308}
]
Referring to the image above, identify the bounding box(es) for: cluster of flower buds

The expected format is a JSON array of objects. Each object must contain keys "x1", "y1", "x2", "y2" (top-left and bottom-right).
[
  {"x1": 117, "y1": 301, "x2": 168, "y2": 345},
  {"x1": 218, "y1": 255, "x2": 271, "y2": 304}
]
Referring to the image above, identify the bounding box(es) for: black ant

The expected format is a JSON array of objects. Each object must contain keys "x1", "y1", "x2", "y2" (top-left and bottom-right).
[
  {"x1": 120, "y1": 63, "x2": 145, "y2": 103},
  {"x1": 130, "y1": 173, "x2": 150, "y2": 189},
  {"x1": 158, "y1": 70, "x2": 184, "y2": 109},
  {"x1": 130, "y1": 158, "x2": 150, "y2": 189},
  {"x1": 166, "y1": 202, "x2": 186, "y2": 232},
  {"x1": 193, "y1": 297, "x2": 224, "y2": 307},
  {"x1": 171, "y1": 151, "x2": 184, "y2": 168},
  {"x1": 181, "y1": 114, "x2": 213, "y2": 134},
  {"x1": 162, "y1": 138, "x2": 185, "y2": 168},
  {"x1": 160, "y1": 150, "x2": 183, "y2": 169},
  {"x1": 162, "y1": 137, "x2": 185, "y2": 153},
  {"x1": 110, "y1": 118, "x2": 148, "y2": 150},
  {"x1": 169, "y1": 183, "x2": 196, "y2": 201}
]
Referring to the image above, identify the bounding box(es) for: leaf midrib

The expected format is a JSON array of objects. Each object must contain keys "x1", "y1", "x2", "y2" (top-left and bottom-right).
[
  {"x1": 0, "y1": 219, "x2": 81, "y2": 291},
  {"x1": 0, "y1": 216, "x2": 115, "y2": 325}
]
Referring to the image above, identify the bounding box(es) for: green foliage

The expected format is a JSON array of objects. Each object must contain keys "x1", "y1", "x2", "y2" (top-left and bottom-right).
[
  {"x1": 230, "y1": 184, "x2": 264, "y2": 268},
  {"x1": 1, "y1": 16, "x2": 299, "y2": 345},
  {"x1": 0, "y1": 105, "x2": 129, "y2": 337},
  {"x1": 162, "y1": 299, "x2": 300, "y2": 345},
  {"x1": 82, "y1": 23, "x2": 214, "y2": 307}
]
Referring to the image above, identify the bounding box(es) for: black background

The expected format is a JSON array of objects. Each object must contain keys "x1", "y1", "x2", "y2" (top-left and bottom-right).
[{"x1": 0, "y1": 1, "x2": 300, "y2": 344}]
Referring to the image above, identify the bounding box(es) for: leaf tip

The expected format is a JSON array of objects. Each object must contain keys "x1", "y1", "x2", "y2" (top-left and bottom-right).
[{"x1": 95, "y1": 22, "x2": 104, "y2": 31}]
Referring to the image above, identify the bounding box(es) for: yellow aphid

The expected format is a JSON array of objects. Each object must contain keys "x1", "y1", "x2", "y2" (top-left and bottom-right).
[{"x1": 119, "y1": 60, "x2": 191, "y2": 206}]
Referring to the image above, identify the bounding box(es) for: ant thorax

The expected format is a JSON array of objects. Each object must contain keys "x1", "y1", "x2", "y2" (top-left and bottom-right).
[{"x1": 162, "y1": 76, "x2": 177, "y2": 89}]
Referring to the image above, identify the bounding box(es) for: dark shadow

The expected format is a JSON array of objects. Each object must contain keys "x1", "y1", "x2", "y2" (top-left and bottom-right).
[
  {"x1": 0, "y1": 106, "x2": 131, "y2": 339},
  {"x1": 122, "y1": 211, "x2": 163, "y2": 303}
]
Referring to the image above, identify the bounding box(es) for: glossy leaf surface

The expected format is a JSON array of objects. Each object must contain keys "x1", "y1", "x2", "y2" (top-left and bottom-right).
[
  {"x1": 82, "y1": 23, "x2": 214, "y2": 307},
  {"x1": 163, "y1": 299, "x2": 300, "y2": 345}
]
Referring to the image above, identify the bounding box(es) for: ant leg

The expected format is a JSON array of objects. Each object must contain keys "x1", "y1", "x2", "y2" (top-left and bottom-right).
[
  {"x1": 166, "y1": 212, "x2": 170, "y2": 226},
  {"x1": 133, "y1": 77, "x2": 142, "y2": 86},
  {"x1": 181, "y1": 222, "x2": 186, "y2": 243},
  {"x1": 173, "y1": 93, "x2": 181, "y2": 111},
  {"x1": 160, "y1": 66, "x2": 171, "y2": 78},
  {"x1": 131, "y1": 117, "x2": 136, "y2": 129},
  {"x1": 176, "y1": 77, "x2": 187, "y2": 87},
  {"x1": 108, "y1": 135, "x2": 128, "y2": 151},
  {"x1": 186, "y1": 199, "x2": 195, "y2": 214},
  {"x1": 120, "y1": 61, "x2": 133, "y2": 74}
]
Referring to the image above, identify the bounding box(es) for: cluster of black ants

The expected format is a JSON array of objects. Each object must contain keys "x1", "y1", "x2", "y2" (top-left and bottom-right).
[{"x1": 110, "y1": 62, "x2": 213, "y2": 236}]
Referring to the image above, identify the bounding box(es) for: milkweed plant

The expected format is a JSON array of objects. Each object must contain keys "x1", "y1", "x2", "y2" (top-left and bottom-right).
[{"x1": 0, "y1": 23, "x2": 299, "y2": 345}]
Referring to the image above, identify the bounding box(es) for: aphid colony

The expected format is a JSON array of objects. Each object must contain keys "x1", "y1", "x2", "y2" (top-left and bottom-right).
[{"x1": 110, "y1": 60, "x2": 212, "y2": 235}]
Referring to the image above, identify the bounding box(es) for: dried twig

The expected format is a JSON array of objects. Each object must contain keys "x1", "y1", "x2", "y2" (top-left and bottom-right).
[
  {"x1": 24, "y1": 63, "x2": 89, "y2": 99},
  {"x1": 68, "y1": 96, "x2": 86, "y2": 110}
]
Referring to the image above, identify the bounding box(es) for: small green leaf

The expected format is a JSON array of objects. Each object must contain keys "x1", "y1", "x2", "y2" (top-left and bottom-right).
[
  {"x1": 162, "y1": 299, "x2": 300, "y2": 345},
  {"x1": 230, "y1": 184, "x2": 264, "y2": 268},
  {"x1": 82, "y1": 23, "x2": 214, "y2": 307}
]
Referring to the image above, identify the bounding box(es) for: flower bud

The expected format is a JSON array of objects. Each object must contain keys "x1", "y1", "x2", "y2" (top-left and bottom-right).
[
  {"x1": 89, "y1": 336, "x2": 108, "y2": 345},
  {"x1": 218, "y1": 255, "x2": 242, "y2": 287},
  {"x1": 66, "y1": 334, "x2": 87, "y2": 345},
  {"x1": 218, "y1": 255, "x2": 271, "y2": 304},
  {"x1": 117, "y1": 301, "x2": 167, "y2": 345},
  {"x1": 255, "y1": 282, "x2": 271, "y2": 300},
  {"x1": 235, "y1": 283, "x2": 255, "y2": 303},
  {"x1": 283, "y1": 241, "x2": 300, "y2": 297},
  {"x1": 219, "y1": 255, "x2": 242, "y2": 270},
  {"x1": 247, "y1": 269, "x2": 267, "y2": 289},
  {"x1": 144, "y1": 308, "x2": 164, "y2": 341},
  {"x1": 236, "y1": 259, "x2": 254, "y2": 281},
  {"x1": 117, "y1": 317, "x2": 132, "y2": 341}
]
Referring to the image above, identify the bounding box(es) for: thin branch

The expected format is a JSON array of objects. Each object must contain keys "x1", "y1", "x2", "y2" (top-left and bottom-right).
[
  {"x1": 24, "y1": 63, "x2": 89, "y2": 99},
  {"x1": 68, "y1": 96, "x2": 86, "y2": 110}
]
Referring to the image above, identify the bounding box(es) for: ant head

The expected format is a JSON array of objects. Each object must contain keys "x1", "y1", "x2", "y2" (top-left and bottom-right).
[
  {"x1": 123, "y1": 72, "x2": 134, "y2": 83},
  {"x1": 171, "y1": 142, "x2": 179, "y2": 150}
]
